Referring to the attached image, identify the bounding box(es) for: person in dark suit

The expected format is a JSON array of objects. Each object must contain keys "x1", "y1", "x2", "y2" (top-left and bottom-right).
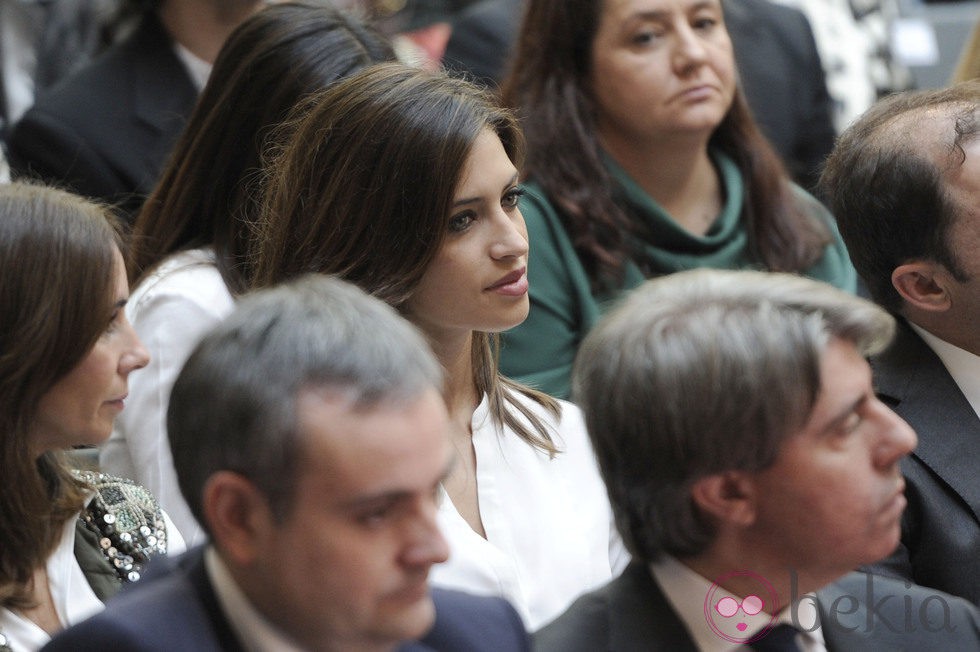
[
  {"x1": 536, "y1": 268, "x2": 980, "y2": 651},
  {"x1": 442, "y1": 0, "x2": 835, "y2": 190},
  {"x1": 539, "y1": 562, "x2": 980, "y2": 651},
  {"x1": 41, "y1": 550, "x2": 527, "y2": 652},
  {"x1": 6, "y1": 0, "x2": 261, "y2": 221},
  {"x1": 820, "y1": 80, "x2": 980, "y2": 606},
  {"x1": 43, "y1": 275, "x2": 531, "y2": 652}
]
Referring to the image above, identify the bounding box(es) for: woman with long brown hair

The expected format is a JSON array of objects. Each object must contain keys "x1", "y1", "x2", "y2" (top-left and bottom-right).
[
  {"x1": 101, "y1": 2, "x2": 396, "y2": 545},
  {"x1": 0, "y1": 184, "x2": 181, "y2": 650},
  {"x1": 253, "y1": 62, "x2": 626, "y2": 629},
  {"x1": 498, "y1": 0, "x2": 856, "y2": 398}
]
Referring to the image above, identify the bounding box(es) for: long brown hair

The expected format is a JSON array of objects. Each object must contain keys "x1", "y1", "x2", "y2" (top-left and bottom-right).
[
  {"x1": 0, "y1": 183, "x2": 122, "y2": 608},
  {"x1": 254, "y1": 63, "x2": 560, "y2": 455},
  {"x1": 501, "y1": 0, "x2": 831, "y2": 287},
  {"x1": 128, "y1": 1, "x2": 395, "y2": 294}
]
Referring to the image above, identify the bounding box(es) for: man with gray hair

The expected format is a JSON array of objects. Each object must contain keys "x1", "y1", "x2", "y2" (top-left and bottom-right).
[
  {"x1": 44, "y1": 275, "x2": 529, "y2": 651},
  {"x1": 820, "y1": 80, "x2": 980, "y2": 606},
  {"x1": 537, "y1": 269, "x2": 980, "y2": 651}
]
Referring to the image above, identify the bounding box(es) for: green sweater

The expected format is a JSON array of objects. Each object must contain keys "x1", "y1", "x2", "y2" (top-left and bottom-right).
[{"x1": 499, "y1": 152, "x2": 857, "y2": 399}]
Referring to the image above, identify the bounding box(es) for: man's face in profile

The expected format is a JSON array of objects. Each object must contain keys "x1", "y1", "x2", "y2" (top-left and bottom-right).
[
  {"x1": 746, "y1": 338, "x2": 917, "y2": 575},
  {"x1": 249, "y1": 387, "x2": 453, "y2": 650}
]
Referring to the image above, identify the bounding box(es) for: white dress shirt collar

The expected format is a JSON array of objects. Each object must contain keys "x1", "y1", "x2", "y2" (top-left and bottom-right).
[
  {"x1": 649, "y1": 556, "x2": 826, "y2": 652},
  {"x1": 909, "y1": 322, "x2": 980, "y2": 420},
  {"x1": 172, "y1": 41, "x2": 211, "y2": 92},
  {"x1": 205, "y1": 547, "x2": 306, "y2": 652}
]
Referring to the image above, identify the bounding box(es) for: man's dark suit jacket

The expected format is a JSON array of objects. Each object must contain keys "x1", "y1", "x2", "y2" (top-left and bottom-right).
[
  {"x1": 442, "y1": 0, "x2": 835, "y2": 191},
  {"x1": 535, "y1": 562, "x2": 980, "y2": 651},
  {"x1": 41, "y1": 548, "x2": 530, "y2": 651},
  {"x1": 865, "y1": 319, "x2": 980, "y2": 606},
  {"x1": 7, "y1": 12, "x2": 197, "y2": 221},
  {"x1": 722, "y1": 0, "x2": 835, "y2": 191}
]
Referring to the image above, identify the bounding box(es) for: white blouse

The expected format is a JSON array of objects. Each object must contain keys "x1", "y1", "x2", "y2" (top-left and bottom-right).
[
  {"x1": 430, "y1": 391, "x2": 629, "y2": 629},
  {"x1": 100, "y1": 248, "x2": 235, "y2": 546},
  {"x1": 0, "y1": 506, "x2": 185, "y2": 651}
]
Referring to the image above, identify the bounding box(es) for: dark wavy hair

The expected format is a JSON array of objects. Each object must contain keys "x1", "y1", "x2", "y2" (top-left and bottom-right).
[
  {"x1": 0, "y1": 184, "x2": 122, "y2": 608},
  {"x1": 128, "y1": 1, "x2": 395, "y2": 294},
  {"x1": 501, "y1": 0, "x2": 831, "y2": 287},
  {"x1": 253, "y1": 63, "x2": 561, "y2": 455}
]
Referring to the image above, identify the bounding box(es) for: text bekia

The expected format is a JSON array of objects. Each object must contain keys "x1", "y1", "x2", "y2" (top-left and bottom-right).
[{"x1": 791, "y1": 572, "x2": 956, "y2": 634}]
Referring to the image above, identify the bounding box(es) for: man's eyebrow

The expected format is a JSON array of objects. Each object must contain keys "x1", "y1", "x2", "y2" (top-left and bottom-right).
[
  {"x1": 819, "y1": 394, "x2": 868, "y2": 435},
  {"x1": 342, "y1": 490, "x2": 411, "y2": 511},
  {"x1": 342, "y1": 455, "x2": 456, "y2": 510}
]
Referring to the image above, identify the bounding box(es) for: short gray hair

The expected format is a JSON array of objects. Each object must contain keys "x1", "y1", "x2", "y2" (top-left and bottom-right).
[
  {"x1": 573, "y1": 269, "x2": 895, "y2": 563},
  {"x1": 168, "y1": 274, "x2": 443, "y2": 533}
]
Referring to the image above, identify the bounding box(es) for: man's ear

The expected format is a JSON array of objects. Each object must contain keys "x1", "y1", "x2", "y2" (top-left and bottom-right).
[
  {"x1": 892, "y1": 261, "x2": 952, "y2": 313},
  {"x1": 201, "y1": 471, "x2": 272, "y2": 566},
  {"x1": 690, "y1": 471, "x2": 757, "y2": 528}
]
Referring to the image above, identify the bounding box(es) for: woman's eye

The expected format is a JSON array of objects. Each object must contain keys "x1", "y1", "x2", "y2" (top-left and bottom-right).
[
  {"x1": 693, "y1": 16, "x2": 718, "y2": 31},
  {"x1": 631, "y1": 30, "x2": 660, "y2": 46},
  {"x1": 502, "y1": 186, "x2": 525, "y2": 209},
  {"x1": 449, "y1": 211, "x2": 476, "y2": 233},
  {"x1": 358, "y1": 507, "x2": 390, "y2": 528},
  {"x1": 104, "y1": 310, "x2": 121, "y2": 335}
]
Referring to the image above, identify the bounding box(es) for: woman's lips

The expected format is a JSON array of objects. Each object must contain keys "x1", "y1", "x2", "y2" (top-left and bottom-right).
[
  {"x1": 486, "y1": 268, "x2": 528, "y2": 296},
  {"x1": 105, "y1": 395, "x2": 127, "y2": 410}
]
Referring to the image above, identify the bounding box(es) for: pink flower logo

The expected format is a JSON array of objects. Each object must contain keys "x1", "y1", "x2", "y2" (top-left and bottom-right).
[{"x1": 703, "y1": 570, "x2": 780, "y2": 643}]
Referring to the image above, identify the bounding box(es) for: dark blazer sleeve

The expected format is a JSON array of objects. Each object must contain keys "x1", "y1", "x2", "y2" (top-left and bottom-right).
[
  {"x1": 819, "y1": 572, "x2": 980, "y2": 651},
  {"x1": 535, "y1": 563, "x2": 698, "y2": 652},
  {"x1": 724, "y1": 0, "x2": 835, "y2": 191},
  {"x1": 41, "y1": 548, "x2": 242, "y2": 652},
  {"x1": 865, "y1": 320, "x2": 980, "y2": 606},
  {"x1": 6, "y1": 12, "x2": 196, "y2": 221},
  {"x1": 8, "y1": 105, "x2": 127, "y2": 202},
  {"x1": 411, "y1": 588, "x2": 530, "y2": 652},
  {"x1": 535, "y1": 589, "x2": 612, "y2": 652}
]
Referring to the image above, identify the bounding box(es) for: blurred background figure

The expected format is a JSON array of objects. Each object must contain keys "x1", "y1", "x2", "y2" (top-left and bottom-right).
[
  {"x1": 359, "y1": 0, "x2": 478, "y2": 68},
  {"x1": 5, "y1": 0, "x2": 263, "y2": 221},
  {"x1": 100, "y1": 1, "x2": 396, "y2": 546},
  {"x1": 771, "y1": 0, "x2": 914, "y2": 131},
  {"x1": 0, "y1": 0, "x2": 121, "y2": 140},
  {"x1": 952, "y1": 17, "x2": 980, "y2": 82}
]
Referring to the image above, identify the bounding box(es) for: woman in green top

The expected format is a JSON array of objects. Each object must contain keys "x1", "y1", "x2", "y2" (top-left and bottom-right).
[{"x1": 498, "y1": 0, "x2": 856, "y2": 398}]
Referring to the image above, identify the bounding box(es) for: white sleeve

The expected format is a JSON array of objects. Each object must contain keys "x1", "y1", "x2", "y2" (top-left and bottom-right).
[
  {"x1": 162, "y1": 508, "x2": 189, "y2": 555},
  {"x1": 101, "y1": 268, "x2": 232, "y2": 547}
]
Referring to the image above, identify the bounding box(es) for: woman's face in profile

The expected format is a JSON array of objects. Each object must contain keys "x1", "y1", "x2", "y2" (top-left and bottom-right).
[
  {"x1": 404, "y1": 128, "x2": 530, "y2": 341},
  {"x1": 589, "y1": 0, "x2": 735, "y2": 145},
  {"x1": 31, "y1": 248, "x2": 149, "y2": 455}
]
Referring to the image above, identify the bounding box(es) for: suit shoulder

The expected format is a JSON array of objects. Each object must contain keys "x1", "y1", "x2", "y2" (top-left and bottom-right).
[
  {"x1": 726, "y1": 0, "x2": 808, "y2": 32},
  {"x1": 820, "y1": 572, "x2": 980, "y2": 649},
  {"x1": 534, "y1": 588, "x2": 611, "y2": 652},
  {"x1": 42, "y1": 572, "x2": 189, "y2": 651},
  {"x1": 43, "y1": 558, "x2": 229, "y2": 652},
  {"x1": 419, "y1": 589, "x2": 530, "y2": 651}
]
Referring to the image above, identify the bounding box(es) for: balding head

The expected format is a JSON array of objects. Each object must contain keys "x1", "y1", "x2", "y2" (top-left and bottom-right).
[{"x1": 821, "y1": 81, "x2": 980, "y2": 314}]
